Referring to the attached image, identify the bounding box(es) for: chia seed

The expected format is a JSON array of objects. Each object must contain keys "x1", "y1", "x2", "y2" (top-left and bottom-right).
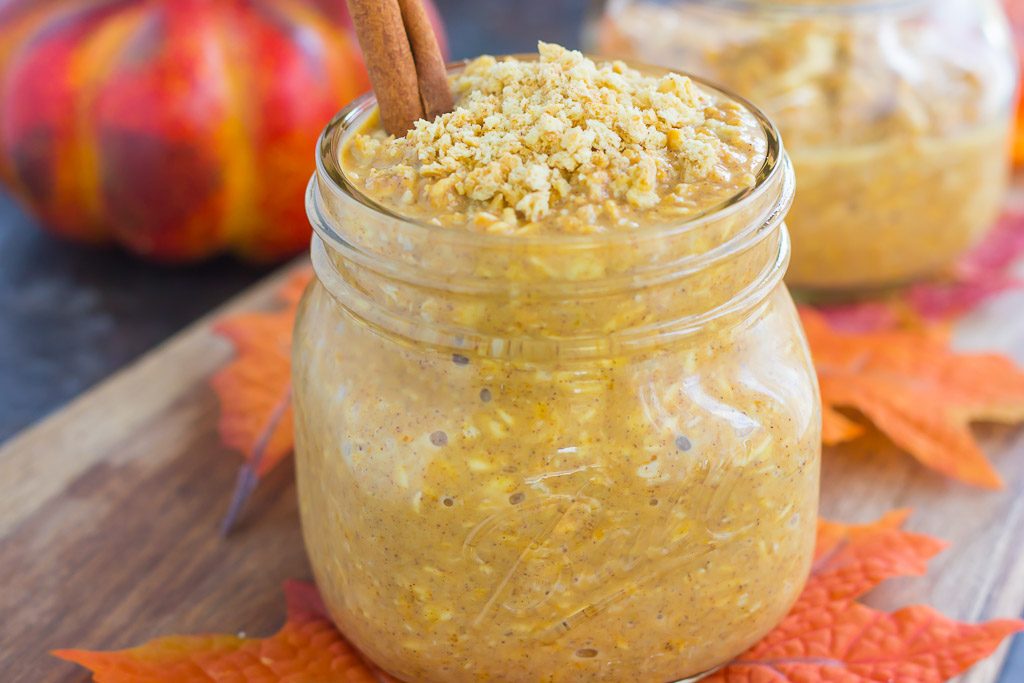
[
  {"x1": 480, "y1": 388, "x2": 492, "y2": 402},
  {"x1": 675, "y1": 435, "x2": 692, "y2": 452},
  {"x1": 452, "y1": 353, "x2": 470, "y2": 366},
  {"x1": 430, "y1": 430, "x2": 448, "y2": 447}
]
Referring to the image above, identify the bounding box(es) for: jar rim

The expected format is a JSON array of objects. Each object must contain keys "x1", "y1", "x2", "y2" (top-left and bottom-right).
[{"x1": 313, "y1": 54, "x2": 787, "y2": 251}]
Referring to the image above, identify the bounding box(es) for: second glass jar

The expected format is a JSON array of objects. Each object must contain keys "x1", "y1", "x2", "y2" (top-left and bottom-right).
[{"x1": 590, "y1": 0, "x2": 1019, "y2": 294}]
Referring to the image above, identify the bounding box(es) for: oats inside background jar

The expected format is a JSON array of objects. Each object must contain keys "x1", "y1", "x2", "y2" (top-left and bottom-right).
[{"x1": 590, "y1": 0, "x2": 1018, "y2": 293}]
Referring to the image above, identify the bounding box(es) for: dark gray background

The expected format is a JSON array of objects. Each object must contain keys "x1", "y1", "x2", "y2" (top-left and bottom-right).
[{"x1": 1, "y1": 1, "x2": 1020, "y2": 677}]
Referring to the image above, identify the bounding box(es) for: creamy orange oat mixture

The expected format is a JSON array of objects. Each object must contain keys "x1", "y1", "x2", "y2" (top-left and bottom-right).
[
  {"x1": 295, "y1": 44, "x2": 820, "y2": 683},
  {"x1": 597, "y1": 3, "x2": 1015, "y2": 290}
]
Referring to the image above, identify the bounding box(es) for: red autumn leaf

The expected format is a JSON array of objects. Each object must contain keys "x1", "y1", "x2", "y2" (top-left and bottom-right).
[
  {"x1": 906, "y1": 212, "x2": 1024, "y2": 321},
  {"x1": 802, "y1": 306, "x2": 1024, "y2": 488},
  {"x1": 54, "y1": 580, "x2": 395, "y2": 683},
  {"x1": 211, "y1": 267, "x2": 312, "y2": 532},
  {"x1": 56, "y1": 514, "x2": 1023, "y2": 683},
  {"x1": 814, "y1": 300, "x2": 901, "y2": 335},
  {"x1": 816, "y1": 212, "x2": 1024, "y2": 331},
  {"x1": 908, "y1": 274, "x2": 1022, "y2": 322}
]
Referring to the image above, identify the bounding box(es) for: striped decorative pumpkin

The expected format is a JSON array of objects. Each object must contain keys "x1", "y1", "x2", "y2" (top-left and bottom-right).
[{"x1": 0, "y1": 0, "x2": 439, "y2": 262}]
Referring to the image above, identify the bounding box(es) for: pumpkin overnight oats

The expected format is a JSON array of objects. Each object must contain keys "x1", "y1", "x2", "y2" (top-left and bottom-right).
[
  {"x1": 295, "y1": 44, "x2": 821, "y2": 682},
  {"x1": 593, "y1": 0, "x2": 1018, "y2": 292}
]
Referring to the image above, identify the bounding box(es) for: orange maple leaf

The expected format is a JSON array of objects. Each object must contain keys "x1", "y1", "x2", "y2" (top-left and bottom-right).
[
  {"x1": 704, "y1": 511, "x2": 1022, "y2": 683},
  {"x1": 54, "y1": 580, "x2": 395, "y2": 683},
  {"x1": 211, "y1": 267, "x2": 313, "y2": 532},
  {"x1": 802, "y1": 510, "x2": 944, "y2": 606},
  {"x1": 54, "y1": 513, "x2": 1022, "y2": 683},
  {"x1": 801, "y1": 306, "x2": 1024, "y2": 489}
]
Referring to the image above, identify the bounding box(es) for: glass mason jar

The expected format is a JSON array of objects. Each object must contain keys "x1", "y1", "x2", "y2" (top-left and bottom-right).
[
  {"x1": 588, "y1": 0, "x2": 1019, "y2": 294},
  {"x1": 294, "y1": 65, "x2": 821, "y2": 683}
]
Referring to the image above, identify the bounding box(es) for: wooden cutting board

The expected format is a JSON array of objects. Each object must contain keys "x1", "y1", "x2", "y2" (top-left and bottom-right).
[{"x1": 1, "y1": 257, "x2": 1023, "y2": 683}]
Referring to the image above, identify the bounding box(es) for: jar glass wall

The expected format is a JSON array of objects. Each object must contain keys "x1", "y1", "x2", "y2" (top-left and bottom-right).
[
  {"x1": 294, "y1": 67, "x2": 821, "y2": 682},
  {"x1": 589, "y1": 0, "x2": 1019, "y2": 293}
]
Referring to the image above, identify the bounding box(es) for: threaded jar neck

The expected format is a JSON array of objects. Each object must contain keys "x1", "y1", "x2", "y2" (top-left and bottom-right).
[{"x1": 306, "y1": 59, "x2": 796, "y2": 361}]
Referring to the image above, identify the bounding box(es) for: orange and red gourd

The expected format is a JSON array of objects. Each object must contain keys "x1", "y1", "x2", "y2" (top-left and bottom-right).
[{"x1": 0, "y1": 0, "x2": 443, "y2": 263}]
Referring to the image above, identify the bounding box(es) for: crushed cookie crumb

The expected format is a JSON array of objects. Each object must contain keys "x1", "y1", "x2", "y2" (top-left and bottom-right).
[{"x1": 344, "y1": 43, "x2": 765, "y2": 235}]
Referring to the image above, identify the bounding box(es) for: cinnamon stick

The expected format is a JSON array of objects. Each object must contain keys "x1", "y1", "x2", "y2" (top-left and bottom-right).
[
  {"x1": 346, "y1": 0, "x2": 453, "y2": 136},
  {"x1": 346, "y1": 0, "x2": 423, "y2": 135},
  {"x1": 397, "y1": 0, "x2": 454, "y2": 120}
]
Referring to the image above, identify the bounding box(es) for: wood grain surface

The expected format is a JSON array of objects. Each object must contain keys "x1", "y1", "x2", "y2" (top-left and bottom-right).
[
  {"x1": 0, "y1": 262, "x2": 312, "y2": 683},
  {"x1": 1, "y1": 258, "x2": 1022, "y2": 683}
]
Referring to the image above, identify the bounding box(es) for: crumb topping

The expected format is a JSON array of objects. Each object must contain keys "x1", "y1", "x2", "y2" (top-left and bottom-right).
[{"x1": 343, "y1": 43, "x2": 766, "y2": 234}]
